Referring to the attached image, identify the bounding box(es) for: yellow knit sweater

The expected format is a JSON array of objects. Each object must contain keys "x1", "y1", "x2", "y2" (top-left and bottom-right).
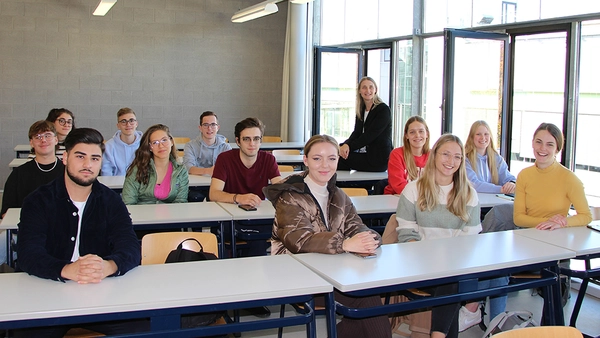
[{"x1": 514, "y1": 161, "x2": 591, "y2": 227}]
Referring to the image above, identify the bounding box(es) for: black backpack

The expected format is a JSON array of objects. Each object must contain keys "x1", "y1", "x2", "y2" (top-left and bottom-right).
[{"x1": 165, "y1": 238, "x2": 217, "y2": 264}]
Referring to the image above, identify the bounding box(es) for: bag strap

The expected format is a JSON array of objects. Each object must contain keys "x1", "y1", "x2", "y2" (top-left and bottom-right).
[
  {"x1": 481, "y1": 310, "x2": 535, "y2": 338},
  {"x1": 176, "y1": 238, "x2": 205, "y2": 253}
]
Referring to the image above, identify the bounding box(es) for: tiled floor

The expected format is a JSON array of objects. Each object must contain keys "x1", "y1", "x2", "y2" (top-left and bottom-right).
[{"x1": 236, "y1": 286, "x2": 600, "y2": 337}]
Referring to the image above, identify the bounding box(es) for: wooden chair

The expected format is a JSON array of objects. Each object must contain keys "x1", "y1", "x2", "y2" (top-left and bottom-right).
[
  {"x1": 341, "y1": 187, "x2": 369, "y2": 196},
  {"x1": 492, "y1": 326, "x2": 582, "y2": 338},
  {"x1": 262, "y1": 136, "x2": 282, "y2": 143},
  {"x1": 140, "y1": 232, "x2": 231, "y2": 330},
  {"x1": 272, "y1": 149, "x2": 301, "y2": 156},
  {"x1": 278, "y1": 165, "x2": 295, "y2": 172},
  {"x1": 141, "y1": 232, "x2": 218, "y2": 265},
  {"x1": 172, "y1": 137, "x2": 190, "y2": 144}
]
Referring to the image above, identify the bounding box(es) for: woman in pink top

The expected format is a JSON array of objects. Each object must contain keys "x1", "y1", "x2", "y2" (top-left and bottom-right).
[
  {"x1": 122, "y1": 124, "x2": 189, "y2": 205},
  {"x1": 384, "y1": 116, "x2": 430, "y2": 194}
]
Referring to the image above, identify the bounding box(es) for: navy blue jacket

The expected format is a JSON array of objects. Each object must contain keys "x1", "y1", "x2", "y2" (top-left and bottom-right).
[{"x1": 17, "y1": 175, "x2": 140, "y2": 281}]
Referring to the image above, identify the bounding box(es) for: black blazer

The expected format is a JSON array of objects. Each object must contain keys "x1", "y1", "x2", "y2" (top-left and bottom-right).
[{"x1": 342, "y1": 102, "x2": 393, "y2": 169}]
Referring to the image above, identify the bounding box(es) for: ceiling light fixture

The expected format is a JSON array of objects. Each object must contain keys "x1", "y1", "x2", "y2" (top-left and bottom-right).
[
  {"x1": 231, "y1": 2, "x2": 278, "y2": 23},
  {"x1": 93, "y1": 0, "x2": 117, "y2": 16}
]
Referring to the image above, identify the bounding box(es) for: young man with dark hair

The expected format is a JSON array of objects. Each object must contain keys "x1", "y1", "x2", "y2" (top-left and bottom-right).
[
  {"x1": 210, "y1": 117, "x2": 281, "y2": 206},
  {"x1": 102, "y1": 107, "x2": 142, "y2": 176},
  {"x1": 209, "y1": 117, "x2": 281, "y2": 317},
  {"x1": 16, "y1": 127, "x2": 146, "y2": 335}
]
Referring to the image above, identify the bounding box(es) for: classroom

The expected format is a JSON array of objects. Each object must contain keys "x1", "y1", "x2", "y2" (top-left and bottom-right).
[{"x1": 1, "y1": 0, "x2": 600, "y2": 337}]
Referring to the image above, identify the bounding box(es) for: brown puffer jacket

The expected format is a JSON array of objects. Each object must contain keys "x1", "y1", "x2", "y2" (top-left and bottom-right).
[{"x1": 263, "y1": 171, "x2": 382, "y2": 255}]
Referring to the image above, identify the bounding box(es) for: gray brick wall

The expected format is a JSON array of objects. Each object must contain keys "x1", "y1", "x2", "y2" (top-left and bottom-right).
[{"x1": 0, "y1": 0, "x2": 287, "y2": 186}]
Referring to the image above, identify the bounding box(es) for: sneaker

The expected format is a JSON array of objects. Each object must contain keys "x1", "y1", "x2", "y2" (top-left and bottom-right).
[{"x1": 458, "y1": 306, "x2": 481, "y2": 332}]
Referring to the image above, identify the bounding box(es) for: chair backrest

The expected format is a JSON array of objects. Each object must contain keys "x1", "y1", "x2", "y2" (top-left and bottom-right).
[
  {"x1": 141, "y1": 232, "x2": 218, "y2": 265},
  {"x1": 492, "y1": 326, "x2": 582, "y2": 338},
  {"x1": 382, "y1": 213, "x2": 399, "y2": 245},
  {"x1": 591, "y1": 206, "x2": 600, "y2": 221},
  {"x1": 172, "y1": 137, "x2": 190, "y2": 144},
  {"x1": 341, "y1": 187, "x2": 369, "y2": 197},
  {"x1": 272, "y1": 149, "x2": 301, "y2": 156},
  {"x1": 278, "y1": 165, "x2": 295, "y2": 172},
  {"x1": 262, "y1": 136, "x2": 282, "y2": 143}
]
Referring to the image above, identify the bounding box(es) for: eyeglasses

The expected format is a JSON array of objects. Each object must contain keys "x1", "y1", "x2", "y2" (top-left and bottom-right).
[
  {"x1": 201, "y1": 123, "x2": 219, "y2": 129},
  {"x1": 241, "y1": 136, "x2": 262, "y2": 143},
  {"x1": 438, "y1": 151, "x2": 463, "y2": 163},
  {"x1": 150, "y1": 137, "x2": 172, "y2": 148},
  {"x1": 118, "y1": 118, "x2": 137, "y2": 126},
  {"x1": 32, "y1": 133, "x2": 55, "y2": 142},
  {"x1": 57, "y1": 118, "x2": 73, "y2": 126}
]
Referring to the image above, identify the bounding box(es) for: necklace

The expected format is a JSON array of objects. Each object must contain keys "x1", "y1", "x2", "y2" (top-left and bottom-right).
[{"x1": 35, "y1": 158, "x2": 58, "y2": 173}]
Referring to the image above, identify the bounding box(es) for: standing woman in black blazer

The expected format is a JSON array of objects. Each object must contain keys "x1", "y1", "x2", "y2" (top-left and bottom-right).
[{"x1": 338, "y1": 76, "x2": 393, "y2": 172}]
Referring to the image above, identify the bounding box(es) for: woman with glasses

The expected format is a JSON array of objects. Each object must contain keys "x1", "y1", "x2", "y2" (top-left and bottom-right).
[
  {"x1": 384, "y1": 116, "x2": 430, "y2": 195},
  {"x1": 396, "y1": 134, "x2": 481, "y2": 338},
  {"x1": 45, "y1": 108, "x2": 75, "y2": 148},
  {"x1": 465, "y1": 120, "x2": 516, "y2": 194},
  {"x1": 264, "y1": 134, "x2": 391, "y2": 338},
  {"x1": 122, "y1": 124, "x2": 189, "y2": 205},
  {"x1": 338, "y1": 77, "x2": 392, "y2": 172}
]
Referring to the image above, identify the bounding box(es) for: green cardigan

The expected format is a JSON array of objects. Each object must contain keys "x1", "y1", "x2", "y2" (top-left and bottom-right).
[{"x1": 122, "y1": 158, "x2": 189, "y2": 205}]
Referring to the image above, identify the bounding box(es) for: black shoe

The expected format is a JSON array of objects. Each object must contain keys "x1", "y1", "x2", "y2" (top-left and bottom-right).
[{"x1": 246, "y1": 306, "x2": 271, "y2": 318}]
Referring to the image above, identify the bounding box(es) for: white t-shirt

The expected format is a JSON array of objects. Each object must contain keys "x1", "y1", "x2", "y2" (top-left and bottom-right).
[{"x1": 70, "y1": 199, "x2": 88, "y2": 262}]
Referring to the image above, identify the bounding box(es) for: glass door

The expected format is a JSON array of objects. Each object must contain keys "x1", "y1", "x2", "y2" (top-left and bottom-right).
[
  {"x1": 442, "y1": 29, "x2": 510, "y2": 154},
  {"x1": 314, "y1": 47, "x2": 363, "y2": 143},
  {"x1": 508, "y1": 29, "x2": 569, "y2": 176}
]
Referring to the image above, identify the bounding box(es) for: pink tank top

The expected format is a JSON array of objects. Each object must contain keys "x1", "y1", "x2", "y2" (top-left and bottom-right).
[{"x1": 154, "y1": 162, "x2": 173, "y2": 200}]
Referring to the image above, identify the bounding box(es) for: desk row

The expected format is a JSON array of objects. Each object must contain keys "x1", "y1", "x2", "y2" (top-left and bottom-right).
[
  {"x1": 3, "y1": 227, "x2": 596, "y2": 337},
  {"x1": 13, "y1": 142, "x2": 306, "y2": 158}
]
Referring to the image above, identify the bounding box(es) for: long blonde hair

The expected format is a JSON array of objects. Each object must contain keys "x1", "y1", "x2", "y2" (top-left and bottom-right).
[
  {"x1": 355, "y1": 76, "x2": 383, "y2": 120},
  {"x1": 417, "y1": 134, "x2": 472, "y2": 222},
  {"x1": 464, "y1": 120, "x2": 499, "y2": 184},
  {"x1": 403, "y1": 116, "x2": 430, "y2": 181}
]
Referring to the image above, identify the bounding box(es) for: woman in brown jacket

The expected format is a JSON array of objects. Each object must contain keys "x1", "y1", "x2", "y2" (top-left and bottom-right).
[{"x1": 264, "y1": 134, "x2": 390, "y2": 338}]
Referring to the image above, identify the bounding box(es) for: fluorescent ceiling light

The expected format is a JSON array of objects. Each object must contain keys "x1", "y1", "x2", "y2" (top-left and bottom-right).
[
  {"x1": 231, "y1": 2, "x2": 278, "y2": 23},
  {"x1": 93, "y1": 0, "x2": 117, "y2": 16}
]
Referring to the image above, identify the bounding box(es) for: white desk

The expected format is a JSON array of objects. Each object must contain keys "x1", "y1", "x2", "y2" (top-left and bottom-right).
[
  {"x1": 273, "y1": 154, "x2": 304, "y2": 165},
  {"x1": 13, "y1": 144, "x2": 31, "y2": 158},
  {"x1": 290, "y1": 231, "x2": 575, "y2": 336},
  {"x1": 1, "y1": 202, "x2": 233, "y2": 260},
  {"x1": 217, "y1": 200, "x2": 276, "y2": 222},
  {"x1": 515, "y1": 226, "x2": 600, "y2": 257},
  {"x1": 229, "y1": 142, "x2": 305, "y2": 151},
  {"x1": 515, "y1": 226, "x2": 600, "y2": 331},
  {"x1": 478, "y1": 193, "x2": 514, "y2": 208},
  {"x1": 9, "y1": 158, "x2": 31, "y2": 168},
  {"x1": 98, "y1": 174, "x2": 212, "y2": 189},
  {"x1": 350, "y1": 195, "x2": 399, "y2": 215},
  {"x1": 216, "y1": 196, "x2": 398, "y2": 256},
  {"x1": 279, "y1": 170, "x2": 388, "y2": 184},
  {"x1": 0, "y1": 255, "x2": 332, "y2": 337}
]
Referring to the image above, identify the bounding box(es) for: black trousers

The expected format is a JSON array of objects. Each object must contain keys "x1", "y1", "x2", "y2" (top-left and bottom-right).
[{"x1": 337, "y1": 153, "x2": 387, "y2": 172}]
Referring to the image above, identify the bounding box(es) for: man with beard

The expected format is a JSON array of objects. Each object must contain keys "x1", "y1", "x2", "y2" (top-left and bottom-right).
[
  {"x1": 15, "y1": 128, "x2": 145, "y2": 336},
  {"x1": 18, "y1": 127, "x2": 140, "y2": 283}
]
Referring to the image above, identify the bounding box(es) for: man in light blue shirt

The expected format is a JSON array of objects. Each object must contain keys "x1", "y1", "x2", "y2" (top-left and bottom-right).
[
  {"x1": 102, "y1": 108, "x2": 143, "y2": 176},
  {"x1": 183, "y1": 111, "x2": 231, "y2": 176}
]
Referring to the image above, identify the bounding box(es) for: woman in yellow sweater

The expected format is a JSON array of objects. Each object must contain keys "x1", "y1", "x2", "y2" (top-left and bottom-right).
[{"x1": 514, "y1": 122, "x2": 591, "y2": 229}]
